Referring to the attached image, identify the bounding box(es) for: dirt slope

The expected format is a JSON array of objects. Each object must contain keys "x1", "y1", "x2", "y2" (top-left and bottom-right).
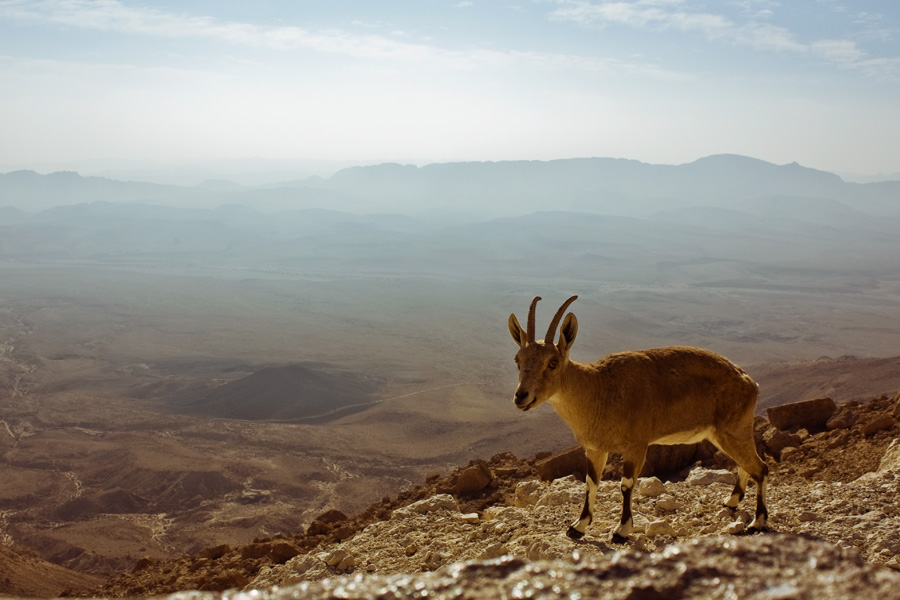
[
  {"x1": 0, "y1": 544, "x2": 102, "y2": 598},
  {"x1": 750, "y1": 355, "x2": 900, "y2": 410},
  {"x1": 91, "y1": 391, "x2": 900, "y2": 598}
]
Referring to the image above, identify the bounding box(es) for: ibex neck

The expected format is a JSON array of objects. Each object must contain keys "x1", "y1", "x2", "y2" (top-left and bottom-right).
[
  {"x1": 548, "y1": 360, "x2": 602, "y2": 441},
  {"x1": 557, "y1": 359, "x2": 594, "y2": 395}
]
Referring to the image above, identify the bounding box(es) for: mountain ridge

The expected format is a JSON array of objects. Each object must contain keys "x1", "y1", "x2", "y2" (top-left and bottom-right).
[{"x1": 3, "y1": 154, "x2": 898, "y2": 217}]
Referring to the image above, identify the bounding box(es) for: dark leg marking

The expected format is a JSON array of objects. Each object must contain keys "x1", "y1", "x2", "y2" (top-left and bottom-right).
[
  {"x1": 611, "y1": 459, "x2": 640, "y2": 543},
  {"x1": 567, "y1": 451, "x2": 602, "y2": 540}
]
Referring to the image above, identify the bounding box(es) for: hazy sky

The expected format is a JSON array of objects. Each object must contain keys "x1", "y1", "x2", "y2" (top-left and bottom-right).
[{"x1": 1, "y1": 0, "x2": 899, "y2": 177}]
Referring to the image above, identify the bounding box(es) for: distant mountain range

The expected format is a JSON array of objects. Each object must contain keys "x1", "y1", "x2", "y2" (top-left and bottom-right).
[
  {"x1": 2, "y1": 154, "x2": 898, "y2": 217},
  {"x1": 1, "y1": 153, "x2": 899, "y2": 286}
]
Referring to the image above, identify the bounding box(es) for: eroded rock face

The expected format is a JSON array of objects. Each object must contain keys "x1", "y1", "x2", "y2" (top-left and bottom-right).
[
  {"x1": 239, "y1": 535, "x2": 899, "y2": 600},
  {"x1": 537, "y1": 443, "x2": 719, "y2": 483},
  {"x1": 536, "y1": 446, "x2": 586, "y2": 481},
  {"x1": 879, "y1": 439, "x2": 900, "y2": 472},
  {"x1": 767, "y1": 397, "x2": 836, "y2": 431}
]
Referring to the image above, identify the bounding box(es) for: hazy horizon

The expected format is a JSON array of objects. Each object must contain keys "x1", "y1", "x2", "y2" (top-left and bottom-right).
[
  {"x1": 2, "y1": 153, "x2": 900, "y2": 190},
  {"x1": 2, "y1": 1, "x2": 900, "y2": 181}
]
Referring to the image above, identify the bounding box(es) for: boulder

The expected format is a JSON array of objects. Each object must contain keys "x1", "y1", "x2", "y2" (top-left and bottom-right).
[
  {"x1": 826, "y1": 410, "x2": 856, "y2": 431},
  {"x1": 241, "y1": 541, "x2": 301, "y2": 564},
  {"x1": 541, "y1": 443, "x2": 715, "y2": 481},
  {"x1": 132, "y1": 556, "x2": 154, "y2": 573},
  {"x1": 315, "y1": 509, "x2": 349, "y2": 525},
  {"x1": 536, "y1": 487, "x2": 582, "y2": 507},
  {"x1": 638, "y1": 477, "x2": 667, "y2": 498},
  {"x1": 763, "y1": 428, "x2": 802, "y2": 460},
  {"x1": 725, "y1": 521, "x2": 747, "y2": 535},
  {"x1": 197, "y1": 569, "x2": 249, "y2": 592},
  {"x1": 306, "y1": 509, "x2": 349, "y2": 536},
  {"x1": 197, "y1": 544, "x2": 231, "y2": 560},
  {"x1": 329, "y1": 525, "x2": 355, "y2": 542},
  {"x1": 642, "y1": 442, "x2": 716, "y2": 478},
  {"x1": 826, "y1": 430, "x2": 850, "y2": 449},
  {"x1": 323, "y1": 549, "x2": 352, "y2": 567},
  {"x1": 767, "y1": 397, "x2": 836, "y2": 431},
  {"x1": 860, "y1": 415, "x2": 895, "y2": 436},
  {"x1": 645, "y1": 520, "x2": 677, "y2": 537},
  {"x1": 780, "y1": 447, "x2": 802, "y2": 462},
  {"x1": 268, "y1": 541, "x2": 302, "y2": 564},
  {"x1": 513, "y1": 480, "x2": 544, "y2": 508},
  {"x1": 337, "y1": 554, "x2": 356, "y2": 571},
  {"x1": 455, "y1": 463, "x2": 493, "y2": 494},
  {"x1": 392, "y1": 494, "x2": 459, "y2": 518},
  {"x1": 686, "y1": 469, "x2": 735, "y2": 486},
  {"x1": 536, "y1": 446, "x2": 586, "y2": 481},
  {"x1": 306, "y1": 520, "x2": 329, "y2": 536},
  {"x1": 657, "y1": 495, "x2": 681, "y2": 511}
]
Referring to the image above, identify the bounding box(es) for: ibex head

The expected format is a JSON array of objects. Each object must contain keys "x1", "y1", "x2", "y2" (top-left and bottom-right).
[{"x1": 508, "y1": 295, "x2": 578, "y2": 411}]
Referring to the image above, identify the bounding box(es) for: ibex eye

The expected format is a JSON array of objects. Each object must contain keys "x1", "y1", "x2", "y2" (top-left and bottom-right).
[{"x1": 548, "y1": 359, "x2": 559, "y2": 370}]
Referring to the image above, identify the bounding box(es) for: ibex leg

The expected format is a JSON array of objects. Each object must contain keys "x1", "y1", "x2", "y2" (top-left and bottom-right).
[
  {"x1": 567, "y1": 449, "x2": 608, "y2": 540},
  {"x1": 612, "y1": 449, "x2": 647, "y2": 543},
  {"x1": 712, "y1": 430, "x2": 770, "y2": 532}
]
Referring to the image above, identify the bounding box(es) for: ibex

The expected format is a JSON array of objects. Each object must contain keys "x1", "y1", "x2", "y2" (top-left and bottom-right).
[{"x1": 509, "y1": 296, "x2": 768, "y2": 542}]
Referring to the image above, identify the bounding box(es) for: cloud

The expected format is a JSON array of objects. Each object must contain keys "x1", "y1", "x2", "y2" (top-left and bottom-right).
[
  {"x1": 549, "y1": 0, "x2": 733, "y2": 37},
  {"x1": 0, "y1": 52, "x2": 225, "y2": 95},
  {"x1": 729, "y1": 0, "x2": 778, "y2": 19},
  {"x1": 736, "y1": 23, "x2": 805, "y2": 53},
  {"x1": 0, "y1": 0, "x2": 439, "y2": 60},
  {"x1": 548, "y1": 0, "x2": 899, "y2": 79},
  {"x1": 811, "y1": 39, "x2": 900, "y2": 79},
  {"x1": 811, "y1": 39, "x2": 866, "y2": 64},
  {"x1": 0, "y1": 0, "x2": 688, "y2": 80}
]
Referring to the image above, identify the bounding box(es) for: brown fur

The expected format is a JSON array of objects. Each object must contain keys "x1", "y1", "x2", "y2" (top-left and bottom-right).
[{"x1": 509, "y1": 296, "x2": 769, "y2": 541}]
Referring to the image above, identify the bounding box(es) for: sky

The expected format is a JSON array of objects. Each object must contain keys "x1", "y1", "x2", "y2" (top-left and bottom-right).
[{"x1": 1, "y1": 0, "x2": 899, "y2": 180}]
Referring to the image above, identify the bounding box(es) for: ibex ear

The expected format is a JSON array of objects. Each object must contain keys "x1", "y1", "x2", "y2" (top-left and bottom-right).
[
  {"x1": 558, "y1": 313, "x2": 578, "y2": 355},
  {"x1": 508, "y1": 313, "x2": 526, "y2": 348}
]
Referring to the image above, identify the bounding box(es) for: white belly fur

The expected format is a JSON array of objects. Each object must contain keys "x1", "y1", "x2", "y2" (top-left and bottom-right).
[{"x1": 653, "y1": 427, "x2": 714, "y2": 446}]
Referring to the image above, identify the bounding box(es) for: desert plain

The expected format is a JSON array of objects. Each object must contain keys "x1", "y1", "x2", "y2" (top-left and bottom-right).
[
  {"x1": 3, "y1": 255, "x2": 900, "y2": 579},
  {"x1": 2, "y1": 159, "x2": 900, "y2": 585}
]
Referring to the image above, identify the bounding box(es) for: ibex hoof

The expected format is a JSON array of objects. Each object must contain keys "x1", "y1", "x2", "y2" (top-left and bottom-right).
[
  {"x1": 566, "y1": 526, "x2": 585, "y2": 540},
  {"x1": 610, "y1": 533, "x2": 630, "y2": 544},
  {"x1": 746, "y1": 525, "x2": 768, "y2": 535}
]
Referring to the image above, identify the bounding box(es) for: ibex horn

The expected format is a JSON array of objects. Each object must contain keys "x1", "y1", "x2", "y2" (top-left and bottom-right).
[
  {"x1": 546, "y1": 295, "x2": 578, "y2": 344},
  {"x1": 527, "y1": 296, "x2": 542, "y2": 343}
]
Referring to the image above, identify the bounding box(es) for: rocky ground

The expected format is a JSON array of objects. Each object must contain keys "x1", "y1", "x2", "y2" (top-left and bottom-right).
[
  {"x1": 244, "y1": 535, "x2": 900, "y2": 600},
  {"x1": 82, "y1": 391, "x2": 900, "y2": 599}
]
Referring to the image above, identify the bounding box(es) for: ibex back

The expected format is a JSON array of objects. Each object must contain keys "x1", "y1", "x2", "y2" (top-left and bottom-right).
[{"x1": 509, "y1": 295, "x2": 769, "y2": 542}]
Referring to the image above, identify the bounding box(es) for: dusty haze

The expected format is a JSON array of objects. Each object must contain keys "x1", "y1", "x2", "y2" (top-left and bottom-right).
[{"x1": 1, "y1": 155, "x2": 900, "y2": 584}]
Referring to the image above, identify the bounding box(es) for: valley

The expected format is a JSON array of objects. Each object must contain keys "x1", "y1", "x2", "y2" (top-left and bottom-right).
[
  {"x1": 2, "y1": 255, "x2": 900, "y2": 582},
  {"x1": 1, "y1": 158, "x2": 900, "y2": 591}
]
